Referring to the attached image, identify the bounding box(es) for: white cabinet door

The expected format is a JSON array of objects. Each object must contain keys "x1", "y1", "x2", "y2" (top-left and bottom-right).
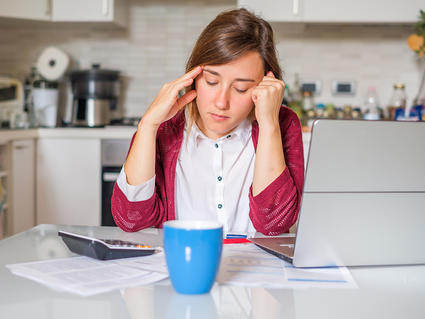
[
  {"x1": 10, "y1": 139, "x2": 35, "y2": 235},
  {"x1": 239, "y1": 0, "x2": 423, "y2": 23},
  {"x1": 0, "y1": 0, "x2": 51, "y2": 21},
  {"x1": 238, "y1": 0, "x2": 303, "y2": 22},
  {"x1": 51, "y1": 0, "x2": 127, "y2": 26},
  {"x1": 303, "y1": 0, "x2": 424, "y2": 23},
  {"x1": 36, "y1": 138, "x2": 101, "y2": 226}
]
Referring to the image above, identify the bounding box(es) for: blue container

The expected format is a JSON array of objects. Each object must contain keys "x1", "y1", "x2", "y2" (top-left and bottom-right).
[{"x1": 163, "y1": 220, "x2": 223, "y2": 295}]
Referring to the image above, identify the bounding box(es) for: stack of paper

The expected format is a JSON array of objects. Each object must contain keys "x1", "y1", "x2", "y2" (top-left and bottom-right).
[
  {"x1": 7, "y1": 252, "x2": 168, "y2": 296},
  {"x1": 7, "y1": 243, "x2": 357, "y2": 296},
  {"x1": 217, "y1": 244, "x2": 357, "y2": 289}
]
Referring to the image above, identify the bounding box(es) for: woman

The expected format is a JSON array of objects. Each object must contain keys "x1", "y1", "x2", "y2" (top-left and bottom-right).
[{"x1": 112, "y1": 8, "x2": 304, "y2": 235}]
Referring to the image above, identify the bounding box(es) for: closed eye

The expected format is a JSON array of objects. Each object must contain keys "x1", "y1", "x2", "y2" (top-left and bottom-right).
[
  {"x1": 206, "y1": 81, "x2": 218, "y2": 86},
  {"x1": 235, "y1": 88, "x2": 248, "y2": 93}
]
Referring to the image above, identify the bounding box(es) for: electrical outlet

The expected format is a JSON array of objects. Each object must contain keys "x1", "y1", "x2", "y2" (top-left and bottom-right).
[
  {"x1": 331, "y1": 80, "x2": 356, "y2": 96},
  {"x1": 300, "y1": 80, "x2": 322, "y2": 95}
]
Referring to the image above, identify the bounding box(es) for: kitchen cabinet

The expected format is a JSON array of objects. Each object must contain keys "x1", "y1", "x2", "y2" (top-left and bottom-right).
[
  {"x1": 0, "y1": 138, "x2": 35, "y2": 238},
  {"x1": 238, "y1": 0, "x2": 424, "y2": 23},
  {"x1": 0, "y1": 143, "x2": 9, "y2": 239},
  {"x1": 9, "y1": 139, "x2": 35, "y2": 235},
  {"x1": 52, "y1": 0, "x2": 127, "y2": 26},
  {"x1": 0, "y1": 0, "x2": 127, "y2": 27},
  {"x1": 0, "y1": 128, "x2": 133, "y2": 235},
  {"x1": 302, "y1": 0, "x2": 424, "y2": 23},
  {"x1": 238, "y1": 0, "x2": 302, "y2": 22},
  {"x1": 36, "y1": 138, "x2": 101, "y2": 226},
  {"x1": 0, "y1": 0, "x2": 50, "y2": 21}
]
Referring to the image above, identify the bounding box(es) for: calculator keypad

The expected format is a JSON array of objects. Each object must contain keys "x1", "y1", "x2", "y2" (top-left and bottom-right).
[{"x1": 101, "y1": 239, "x2": 151, "y2": 248}]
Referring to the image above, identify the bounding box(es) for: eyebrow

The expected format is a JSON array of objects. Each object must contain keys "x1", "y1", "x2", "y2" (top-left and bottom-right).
[{"x1": 203, "y1": 68, "x2": 255, "y2": 83}]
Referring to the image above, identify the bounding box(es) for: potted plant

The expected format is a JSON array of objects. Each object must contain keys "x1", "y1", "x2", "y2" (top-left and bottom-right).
[{"x1": 407, "y1": 10, "x2": 425, "y2": 107}]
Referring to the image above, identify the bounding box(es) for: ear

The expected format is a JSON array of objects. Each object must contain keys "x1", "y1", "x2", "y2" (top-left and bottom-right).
[{"x1": 266, "y1": 71, "x2": 275, "y2": 78}]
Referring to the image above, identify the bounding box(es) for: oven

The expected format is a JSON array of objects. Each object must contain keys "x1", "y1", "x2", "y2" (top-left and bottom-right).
[{"x1": 101, "y1": 139, "x2": 131, "y2": 226}]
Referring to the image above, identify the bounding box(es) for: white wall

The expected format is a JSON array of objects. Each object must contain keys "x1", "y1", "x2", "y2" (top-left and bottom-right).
[{"x1": 0, "y1": 0, "x2": 423, "y2": 118}]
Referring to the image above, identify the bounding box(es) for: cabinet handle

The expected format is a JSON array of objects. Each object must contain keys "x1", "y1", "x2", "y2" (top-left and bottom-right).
[
  {"x1": 102, "y1": 0, "x2": 109, "y2": 16},
  {"x1": 15, "y1": 146, "x2": 29, "y2": 150},
  {"x1": 46, "y1": 0, "x2": 52, "y2": 16},
  {"x1": 103, "y1": 172, "x2": 119, "y2": 182},
  {"x1": 293, "y1": 0, "x2": 299, "y2": 15}
]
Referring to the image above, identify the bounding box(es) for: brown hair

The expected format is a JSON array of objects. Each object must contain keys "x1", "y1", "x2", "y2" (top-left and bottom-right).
[{"x1": 184, "y1": 8, "x2": 282, "y2": 131}]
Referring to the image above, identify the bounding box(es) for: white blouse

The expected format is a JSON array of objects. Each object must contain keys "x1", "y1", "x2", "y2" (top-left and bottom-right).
[{"x1": 117, "y1": 116, "x2": 256, "y2": 235}]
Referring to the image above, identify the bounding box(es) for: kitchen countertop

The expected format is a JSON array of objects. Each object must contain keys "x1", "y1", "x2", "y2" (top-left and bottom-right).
[{"x1": 0, "y1": 126, "x2": 138, "y2": 143}]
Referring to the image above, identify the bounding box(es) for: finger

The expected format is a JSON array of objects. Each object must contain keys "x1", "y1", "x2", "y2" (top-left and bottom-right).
[
  {"x1": 256, "y1": 80, "x2": 285, "y2": 90},
  {"x1": 169, "y1": 90, "x2": 197, "y2": 116},
  {"x1": 266, "y1": 71, "x2": 275, "y2": 78},
  {"x1": 180, "y1": 65, "x2": 203, "y2": 81},
  {"x1": 254, "y1": 84, "x2": 281, "y2": 91},
  {"x1": 251, "y1": 89, "x2": 259, "y2": 102},
  {"x1": 259, "y1": 77, "x2": 283, "y2": 84},
  {"x1": 170, "y1": 77, "x2": 195, "y2": 95},
  {"x1": 176, "y1": 89, "x2": 197, "y2": 108},
  {"x1": 256, "y1": 81, "x2": 281, "y2": 88}
]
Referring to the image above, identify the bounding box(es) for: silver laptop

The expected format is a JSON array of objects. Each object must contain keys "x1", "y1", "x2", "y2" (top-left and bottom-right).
[{"x1": 251, "y1": 119, "x2": 425, "y2": 267}]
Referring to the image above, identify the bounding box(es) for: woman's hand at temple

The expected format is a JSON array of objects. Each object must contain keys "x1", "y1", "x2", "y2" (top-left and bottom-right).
[
  {"x1": 140, "y1": 66, "x2": 203, "y2": 129},
  {"x1": 251, "y1": 71, "x2": 285, "y2": 130},
  {"x1": 125, "y1": 66, "x2": 202, "y2": 186}
]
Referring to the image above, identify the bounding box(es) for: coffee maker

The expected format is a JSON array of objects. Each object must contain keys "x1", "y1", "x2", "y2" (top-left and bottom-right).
[{"x1": 69, "y1": 64, "x2": 120, "y2": 127}]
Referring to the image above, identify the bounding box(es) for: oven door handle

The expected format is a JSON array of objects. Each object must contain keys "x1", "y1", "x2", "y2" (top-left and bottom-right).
[{"x1": 103, "y1": 172, "x2": 120, "y2": 182}]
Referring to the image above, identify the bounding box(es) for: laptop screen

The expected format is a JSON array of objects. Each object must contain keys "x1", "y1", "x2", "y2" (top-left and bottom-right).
[{"x1": 292, "y1": 119, "x2": 425, "y2": 267}]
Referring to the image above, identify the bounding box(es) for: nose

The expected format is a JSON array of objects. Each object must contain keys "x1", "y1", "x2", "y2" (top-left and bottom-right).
[{"x1": 214, "y1": 86, "x2": 230, "y2": 110}]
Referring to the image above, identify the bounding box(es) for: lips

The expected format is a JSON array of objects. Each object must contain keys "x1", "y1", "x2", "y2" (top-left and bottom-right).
[{"x1": 210, "y1": 112, "x2": 229, "y2": 121}]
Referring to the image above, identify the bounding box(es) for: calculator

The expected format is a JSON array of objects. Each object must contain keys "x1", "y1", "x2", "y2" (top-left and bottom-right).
[{"x1": 58, "y1": 231, "x2": 158, "y2": 260}]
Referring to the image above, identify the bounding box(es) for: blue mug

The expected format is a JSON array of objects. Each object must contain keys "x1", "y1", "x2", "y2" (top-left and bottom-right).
[{"x1": 163, "y1": 220, "x2": 223, "y2": 294}]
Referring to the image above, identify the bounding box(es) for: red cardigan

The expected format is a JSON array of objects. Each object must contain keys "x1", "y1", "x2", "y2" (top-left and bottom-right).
[{"x1": 111, "y1": 106, "x2": 304, "y2": 235}]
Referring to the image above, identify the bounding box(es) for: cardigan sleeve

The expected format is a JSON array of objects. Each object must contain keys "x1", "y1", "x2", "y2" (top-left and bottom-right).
[
  {"x1": 248, "y1": 107, "x2": 305, "y2": 235},
  {"x1": 116, "y1": 166, "x2": 155, "y2": 202},
  {"x1": 111, "y1": 132, "x2": 168, "y2": 232}
]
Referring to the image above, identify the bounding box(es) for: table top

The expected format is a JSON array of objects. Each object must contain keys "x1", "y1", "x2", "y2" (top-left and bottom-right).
[{"x1": 1, "y1": 224, "x2": 425, "y2": 319}]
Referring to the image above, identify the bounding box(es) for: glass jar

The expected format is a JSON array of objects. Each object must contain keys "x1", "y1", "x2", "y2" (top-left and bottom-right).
[
  {"x1": 388, "y1": 83, "x2": 407, "y2": 120},
  {"x1": 301, "y1": 90, "x2": 315, "y2": 127},
  {"x1": 363, "y1": 86, "x2": 381, "y2": 120}
]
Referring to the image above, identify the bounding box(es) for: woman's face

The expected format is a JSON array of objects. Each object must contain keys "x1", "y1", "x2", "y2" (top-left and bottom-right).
[{"x1": 194, "y1": 51, "x2": 264, "y2": 140}]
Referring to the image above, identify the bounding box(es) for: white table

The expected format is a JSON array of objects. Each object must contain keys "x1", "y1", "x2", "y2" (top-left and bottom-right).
[{"x1": 1, "y1": 224, "x2": 424, "y2": 319}]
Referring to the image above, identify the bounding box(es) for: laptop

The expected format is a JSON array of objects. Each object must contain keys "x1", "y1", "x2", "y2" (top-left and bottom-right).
[{"x1": 251, "y1": 119, "x2": 425, "y2": 267}]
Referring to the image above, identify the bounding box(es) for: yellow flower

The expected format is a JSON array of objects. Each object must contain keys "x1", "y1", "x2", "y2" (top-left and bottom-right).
[{"x1": 407, "y1": 34, "x2": 424, "y2": 52}]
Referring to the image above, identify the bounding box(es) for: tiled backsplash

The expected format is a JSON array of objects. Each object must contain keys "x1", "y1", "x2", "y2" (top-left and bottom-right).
[{"x1": 0, "y1": 0, "x2": 423, "y2": 118}]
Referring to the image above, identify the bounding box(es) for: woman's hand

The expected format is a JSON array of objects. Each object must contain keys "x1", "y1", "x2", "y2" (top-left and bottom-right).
[
  {"x1": 126, "y1": 66, "x2": 202, "y2": 186},
  {"x1": 140, "y1": 66, "x2": 203, "y2": 129},
  {"x1": 251, "y1": 71, "x2": 285, "y2": 129}
]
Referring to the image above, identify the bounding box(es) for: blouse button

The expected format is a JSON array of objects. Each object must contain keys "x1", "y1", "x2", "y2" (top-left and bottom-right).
[
  {"x1": 215, "y1": 143, "x2": 219, "y2": 148},
  {"x1": 227, "y1": 135, "x2": 231, "y2": 138},
  {"x1": 218, "y1": 204, "x2": 223, "y2": 209},
  {"x1": 217, "y1": 176, "x2": 222, "y2": 181}
]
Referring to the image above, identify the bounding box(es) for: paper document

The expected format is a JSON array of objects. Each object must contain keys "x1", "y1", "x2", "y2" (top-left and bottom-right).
[
  {"x1": 6, "y1": 252, "x2": 168, "y2": 296},
  {"x1": 217, "y1": 244, "x2": 357, "y2": 289},
  {"x1": 7, "y1": 243, "x2": 356, "y2": 296}
]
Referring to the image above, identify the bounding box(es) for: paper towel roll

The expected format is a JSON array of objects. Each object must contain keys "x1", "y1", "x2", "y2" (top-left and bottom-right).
[{"x1": 36, "y1": 46, "x2": 70, "y2": 81}]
